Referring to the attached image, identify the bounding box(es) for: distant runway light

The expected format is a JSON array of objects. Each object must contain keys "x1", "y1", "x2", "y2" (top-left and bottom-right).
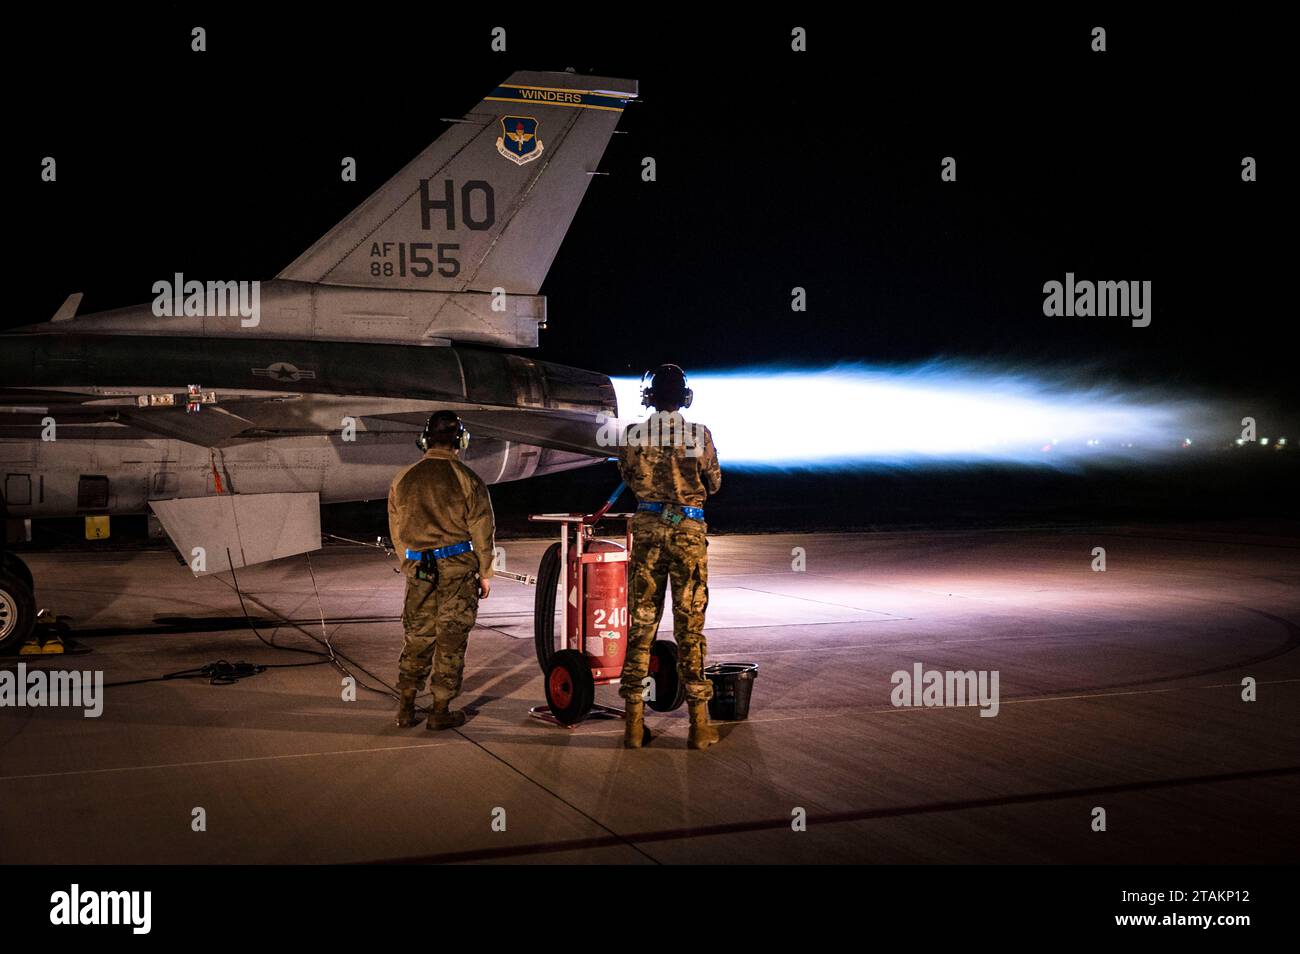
[{"x1": 612, "y1": 363, "x2": 1225, "y2": 469}]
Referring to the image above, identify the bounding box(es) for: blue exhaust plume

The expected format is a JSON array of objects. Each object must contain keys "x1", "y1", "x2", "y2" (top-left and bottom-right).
[{"x1": 612, "y1": 363, "x2": 1223, "y2": 469}]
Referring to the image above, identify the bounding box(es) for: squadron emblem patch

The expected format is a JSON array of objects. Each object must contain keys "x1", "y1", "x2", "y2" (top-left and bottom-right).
[{"x1": 496, "y1": 116, "x2": 543, "y2": 165}]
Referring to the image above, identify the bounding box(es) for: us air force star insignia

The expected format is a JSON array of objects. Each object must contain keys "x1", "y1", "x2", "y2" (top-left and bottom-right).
[
  {"x1": 252, "y1": 362, "x2": 316, "y2": 383},
  {"x1": 496, "y1": 116, "x2": 543, "y2": 165}
]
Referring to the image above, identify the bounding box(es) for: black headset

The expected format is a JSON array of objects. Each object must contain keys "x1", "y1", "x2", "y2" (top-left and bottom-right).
[
  {"x1": 417, "y1": 412, "x2": 470, "y2": 452},
  {"x1": 640, "y1": 364, "x2": 693, "y2": 410}
]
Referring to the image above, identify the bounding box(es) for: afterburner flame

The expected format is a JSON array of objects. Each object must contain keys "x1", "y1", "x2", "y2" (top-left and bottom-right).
[{"x1": 612, "y1": 363, "x2": 1219, "y2": 468}]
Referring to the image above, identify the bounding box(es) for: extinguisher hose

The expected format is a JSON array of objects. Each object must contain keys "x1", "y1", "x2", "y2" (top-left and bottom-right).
[{"x1": 585, "y1": 480, "x2": 626, "y2": 524}]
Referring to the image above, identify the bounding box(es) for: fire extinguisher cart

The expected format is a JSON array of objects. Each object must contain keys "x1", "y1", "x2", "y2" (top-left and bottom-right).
[{"x1": 529, "y1": 511, "x2": 688, "y2": 727}]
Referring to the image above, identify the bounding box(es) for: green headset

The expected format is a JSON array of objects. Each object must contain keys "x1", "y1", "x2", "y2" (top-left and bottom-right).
[
  {"x1": 640, "y1": 363, "x2": 693, "y2": 410},
  {"x1": 417, "y1": 411, "x2": 470, "y2": 452}
]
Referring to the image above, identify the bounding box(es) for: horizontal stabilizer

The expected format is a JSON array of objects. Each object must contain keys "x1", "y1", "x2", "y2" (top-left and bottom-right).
[
  {"x1": 455, "y1": 407, "x2": 612, "y2": 457},
  {"x1": 150, "y1": 492, "x2": 321, "y2": 575}
]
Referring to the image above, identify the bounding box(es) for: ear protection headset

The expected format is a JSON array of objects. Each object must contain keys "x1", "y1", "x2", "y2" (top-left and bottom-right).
[
  {"x1": 640, "y1": 364, "x2": 693, "y2": 410},
  {"x1": 417, "y1": 412, "x2": 470, "y2": 452}
]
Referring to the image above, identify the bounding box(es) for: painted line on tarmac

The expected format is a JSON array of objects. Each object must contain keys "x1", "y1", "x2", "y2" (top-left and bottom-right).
[
  {"x1": 370, "y1": 764, "x2": 1300, "y2": 864},
  {"x1": 0, "y1": 739, "x2": 462, "y2": 782},
  {"x1": 724, "y1": 677, "x2": 1300, "y2": 726}
]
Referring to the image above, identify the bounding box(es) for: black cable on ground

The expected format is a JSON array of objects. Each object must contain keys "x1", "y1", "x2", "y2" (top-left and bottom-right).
[
  {"x1": 221, "y1": 549, "x2": 428, "y2": 710},
  {"x1": 227, "y1": 551, "x2": 336, "y2": 664},
  {"x1": 98, "y1": 546, "x2": 435, "y2": 716},
  {"x1": 103, "y1": 549, "x2": 371, "y2": 695},
  {"x1": 106, "y1": 658, "x2": 328, "y2": 688}
]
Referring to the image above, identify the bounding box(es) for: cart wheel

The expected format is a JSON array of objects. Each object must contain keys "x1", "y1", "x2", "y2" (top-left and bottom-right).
[
  {"x1": 533, "y1": 542, "x2": 562, "y2": 672},
  {"x1": 545, "y1": 649, "x2": 595, "y2": 725},
  {"x1": 647, "y1": 639, "x2": 687, "y2": 712}
]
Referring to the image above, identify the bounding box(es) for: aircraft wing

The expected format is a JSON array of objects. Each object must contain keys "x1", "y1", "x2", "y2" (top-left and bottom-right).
[
  {"x1": 0, "y1": 387, "x2": 300, "y2": 446},
  {"x1": 457, "y1": 408, "x2": 613, "y2": 458},
  {"x1": 109, "y1": 406, "x2": 257, "y2": 447}
]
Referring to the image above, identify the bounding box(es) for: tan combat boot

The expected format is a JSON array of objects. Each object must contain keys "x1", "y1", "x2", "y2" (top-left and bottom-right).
[
  {"x1": 427, "y1": 700, "x2": 466, "y2": 730},
  {"x1": 394, "y1": 689, "x2": 419, "y2": 728},
  {"x1": 687, "y1": 701, "x2": 720, "y2": 750},
  {"x1": 622, "y1": 700, "x2": 651, "y2": 748}
]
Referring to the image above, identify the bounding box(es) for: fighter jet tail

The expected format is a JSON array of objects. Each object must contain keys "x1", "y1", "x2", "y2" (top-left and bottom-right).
[{"x1": 277, "y1": 71, "x2": 637, "y2": 297}]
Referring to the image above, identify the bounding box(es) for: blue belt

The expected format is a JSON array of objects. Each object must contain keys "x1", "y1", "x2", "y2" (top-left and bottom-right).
[
  {"x1": 405, "y1": 540, "x2": 473, "y2": 561},
  {"x1": 637, "y1": 502, "x2": 705, "y2": 521}
]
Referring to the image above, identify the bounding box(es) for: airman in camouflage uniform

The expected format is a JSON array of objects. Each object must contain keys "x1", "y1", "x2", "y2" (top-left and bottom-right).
[
  {"x1": 389, "y1": 411, "x2": 495, "y2": 729},
  {"x1": 618, "y1": 365, "x2": 722, "y2": 750}
]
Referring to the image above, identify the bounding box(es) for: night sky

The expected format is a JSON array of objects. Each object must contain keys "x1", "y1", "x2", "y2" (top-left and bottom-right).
[{"x1": 11, "y1": 10, "x2": 1295, "y2": 531}]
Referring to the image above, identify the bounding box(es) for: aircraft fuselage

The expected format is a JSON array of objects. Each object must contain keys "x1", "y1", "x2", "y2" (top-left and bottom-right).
[{"x1": 0, "y1": 332, "x2": 616, "y2": 519}]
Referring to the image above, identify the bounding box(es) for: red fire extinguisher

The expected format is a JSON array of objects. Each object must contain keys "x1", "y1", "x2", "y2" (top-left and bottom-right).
[
  {"x1": 568, "y1": 538, "x2": 628, "y2": 681},
  {"x1": 529, "y1": 483, "x2": 688, "y2": 726}
]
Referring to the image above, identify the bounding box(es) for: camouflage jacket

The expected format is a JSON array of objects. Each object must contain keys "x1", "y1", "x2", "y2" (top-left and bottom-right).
[
  {"x1": 388, "y1": 447, "x2": 496, "y2": 579},
  {"x1": 618, "y1": 412, "x2": 722, "y2": 508}
]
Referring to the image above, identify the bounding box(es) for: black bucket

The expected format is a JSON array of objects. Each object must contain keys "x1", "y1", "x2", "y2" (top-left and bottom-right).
[{"x1": 705, "y1": 662, "x2": 759, "y2": 721}]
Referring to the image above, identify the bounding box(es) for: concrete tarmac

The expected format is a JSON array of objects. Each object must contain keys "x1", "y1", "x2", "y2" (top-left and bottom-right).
[{"x1": 2, "y1": 524, "x2": 1297, "y2": 864}]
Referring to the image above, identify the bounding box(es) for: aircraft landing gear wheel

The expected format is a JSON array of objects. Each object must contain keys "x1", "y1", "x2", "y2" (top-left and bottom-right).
[
  {"x1": 545, "y1": 649, "x2": 595, "y2": 725},
  {"x1": 648, "y1": 639, "x2": 687, "y2": 712},
  {"x1": 1, "y1": 552, "x2": 34, "y2": 596},
  {"x1": 0, "y1": 567, "x2": 36, "y2": 655}
]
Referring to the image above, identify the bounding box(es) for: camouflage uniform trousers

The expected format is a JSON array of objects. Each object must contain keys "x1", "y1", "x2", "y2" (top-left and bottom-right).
[
  {"x1": 619, "y1": 513, "x2": 713, "y2": 704},
  {"x1": 396, "y1": 553, "x2": 480, "y2": 703}
]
